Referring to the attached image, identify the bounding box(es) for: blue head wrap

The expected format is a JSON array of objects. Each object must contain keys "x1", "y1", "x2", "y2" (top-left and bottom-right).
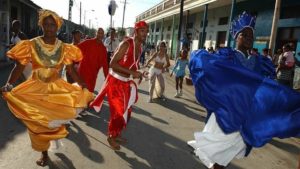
[{"x1": 230, "y1": 11, "x2": 256, "y2": 39}]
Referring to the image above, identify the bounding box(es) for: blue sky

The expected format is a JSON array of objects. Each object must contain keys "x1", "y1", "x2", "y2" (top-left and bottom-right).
[{"x1": 31, "y1": 0, "x2": 161, "y2": 29}]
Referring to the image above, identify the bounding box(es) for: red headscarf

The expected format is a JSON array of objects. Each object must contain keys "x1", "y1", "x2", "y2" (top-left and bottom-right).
[{"x1": 134, "y1": 21, "x2": 148, "y2": 30}]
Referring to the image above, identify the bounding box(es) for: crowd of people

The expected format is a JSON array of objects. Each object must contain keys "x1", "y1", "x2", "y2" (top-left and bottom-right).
[
  {"x1": 1, "y1": 9, "x2": 299, "y2": 169},
  {"x1": 204, "y1": 43, "x2": 300, "y2": 91}
]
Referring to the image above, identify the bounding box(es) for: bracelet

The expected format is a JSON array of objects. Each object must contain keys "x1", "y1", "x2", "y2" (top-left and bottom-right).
[{"x1": 2, "y1": 83, "x2": 13, "y2": 92}]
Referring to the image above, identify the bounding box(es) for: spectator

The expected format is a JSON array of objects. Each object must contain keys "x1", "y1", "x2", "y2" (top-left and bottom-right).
[
  {"x1": 9, "y1": 20, "x2": 27, "y2": 48},
  {"x1": 293, "y1": 52, "x2": 300, "y2": 91},
  {"x1": 262, "y1": 48, "x2": 272, "y2": 60},
  {"x1": 71, "y1": 29, "x2": 82, "y2": 45},
  {"x1": 250, "y1": 48, "x2": 259, "y2": 56},
  {"x1": 273, "y1": 49, "x2": 282, "y2": 67},
  {"x1": 104, "y1": 28, "x2": 120, "y2": 65},
  {"x1": 208, "y1": 47, "x2": 215, "y2": 54},
  {"x1": 277, "y1": 43, "x2": 295, "y2": 87}
]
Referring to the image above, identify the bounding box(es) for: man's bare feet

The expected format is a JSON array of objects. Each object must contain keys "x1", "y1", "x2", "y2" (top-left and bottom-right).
[
  {"x1": 115, "y1": 136, "x2": 127, "y2": 144},
  {"x1": 107, "y1": 137, "x2": 120, "y2": 150},
  {"x1": 36, "y1": 151, "x2": 49, "y2": 167}
]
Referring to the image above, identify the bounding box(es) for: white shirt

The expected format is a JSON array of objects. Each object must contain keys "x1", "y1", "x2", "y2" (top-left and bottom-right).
[
  {"x1": 11, "y1": 35, "x2": 21, "y2": 45},
  {"x1": 104, "y1": 37, "x2": 120, "y2": 52}
]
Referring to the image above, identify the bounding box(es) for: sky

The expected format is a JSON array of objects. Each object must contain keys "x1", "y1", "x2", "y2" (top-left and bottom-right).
[{"x1": 31, "y1": 0, "x2": 161, "y2": 29}]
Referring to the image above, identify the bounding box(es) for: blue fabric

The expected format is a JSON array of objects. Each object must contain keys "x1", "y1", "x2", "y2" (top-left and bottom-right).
[
  {"x1": 189, "y1": 48, "x2": 300, "y2": 148},
  {"x1": 172, "y1": 59, "x2": 189, "y2": 77}
]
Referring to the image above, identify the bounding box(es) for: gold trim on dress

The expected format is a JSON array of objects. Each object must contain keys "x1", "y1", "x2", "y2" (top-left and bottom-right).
[{"x1": 32, "y1": 37, "x2": 64, "y2": 68}]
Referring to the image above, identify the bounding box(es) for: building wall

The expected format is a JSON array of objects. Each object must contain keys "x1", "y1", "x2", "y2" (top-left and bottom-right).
[
  {"x1": 202, "y1": 5, "x2": 231, "y2": 50},
  {"x1": 142, "y1": 0, "x2": 300, "y2": 57},
  {"x1": 235, "y1": 0, "x2": 300, "y2": 54}
]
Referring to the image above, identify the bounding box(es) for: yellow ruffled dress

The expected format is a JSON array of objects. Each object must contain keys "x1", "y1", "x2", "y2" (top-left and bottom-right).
[{"x1": 3, "y1": 37, "x2": 94, "y2": 151}]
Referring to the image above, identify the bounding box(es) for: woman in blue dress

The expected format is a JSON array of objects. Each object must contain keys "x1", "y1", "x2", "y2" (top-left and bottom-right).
[
  {"x1": 170, "y1": 49, "x2": 189, "y2": 97},
  {"x1": 187, "y1": 12, "x2": 300, "y2": 169}
]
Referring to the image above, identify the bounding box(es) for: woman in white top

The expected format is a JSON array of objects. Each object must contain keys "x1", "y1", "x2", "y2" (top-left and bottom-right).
[{"x1": 145, "y1": 41, "x2": 170, "y2": 102}]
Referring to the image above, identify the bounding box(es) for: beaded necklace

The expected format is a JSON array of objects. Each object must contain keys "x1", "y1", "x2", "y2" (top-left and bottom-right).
[{"x1": 34, "y1": 37, "x2": 62, "y2": 67}]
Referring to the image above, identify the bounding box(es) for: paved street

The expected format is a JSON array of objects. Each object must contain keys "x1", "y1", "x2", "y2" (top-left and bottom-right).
[{"x1": 0, "y1": 62, "x2": 299, "y2": 169}]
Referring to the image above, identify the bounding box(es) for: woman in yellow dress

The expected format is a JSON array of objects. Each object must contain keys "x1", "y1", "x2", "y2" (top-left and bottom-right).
[{"x1": 0, "y1": 9, "x2": 93, "y2": 166}]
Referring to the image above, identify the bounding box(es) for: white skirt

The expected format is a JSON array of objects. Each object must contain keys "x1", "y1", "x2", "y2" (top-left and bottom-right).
[{"x1": 187, "y1": 113, "x2": 247, "y2": 168}]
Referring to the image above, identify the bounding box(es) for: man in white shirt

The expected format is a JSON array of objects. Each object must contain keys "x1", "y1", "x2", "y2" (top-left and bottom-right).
[
  {"x1": 262, "y1": 48, "x2": 272, "y2": 60},
  {"x1": 104, "y1": 28, "x2": 120, "y2": 65}
]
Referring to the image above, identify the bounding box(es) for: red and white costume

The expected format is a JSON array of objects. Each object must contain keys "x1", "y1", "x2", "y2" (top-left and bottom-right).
[{"x1": 90, "y1": 37, "x2": 141, "y2": 137}]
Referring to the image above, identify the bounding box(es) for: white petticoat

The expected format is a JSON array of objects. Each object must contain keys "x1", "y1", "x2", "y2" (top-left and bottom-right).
[{"x1": 187, "y1": 113, "x2": 247, "y2": 168}]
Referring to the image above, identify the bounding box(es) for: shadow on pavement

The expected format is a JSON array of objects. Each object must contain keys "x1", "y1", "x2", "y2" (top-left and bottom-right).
[
  {"x1": 119, "y1": 116, "x2": 205, "y2": 169},
  {"x1": 269, "y1": 139, "x2": 300, "y2": 155},
  {"x1": 76, "y1": 101, "x2": 205, "y2": 168},
  {"x1": 47, "y1": 153, "x2": 76, "y2": 169},
  {"x1": 0, "y1": 64, "x2": 27, "y2": 151},
  {"x1": 76, "y1": 103, "x2": 110, "y2": 137},
  {"x1": 138, "y1": 88, "x2": 149, "y2": 95},
  {"x1": 115, "y1": 151, "x2": 152, "y2": 169},
  {"x1": 155, "y1": 98, "x2": 206, "y2": 123},
  {"x1": 67, "y1": 121, "x2": 104, "y2": 163},
  {"x1": 133, "y1": 106, "x2": 169, "y2": 125}
]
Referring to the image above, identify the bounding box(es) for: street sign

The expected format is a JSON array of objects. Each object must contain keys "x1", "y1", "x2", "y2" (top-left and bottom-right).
[{"x1": 108, "y1": 0, "x2": 117, "y2": 16}]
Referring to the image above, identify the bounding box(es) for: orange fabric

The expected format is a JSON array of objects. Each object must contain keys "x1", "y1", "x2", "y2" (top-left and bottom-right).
[{"x1": 4, "y1": 37, "x2": 93, "y2": 151}]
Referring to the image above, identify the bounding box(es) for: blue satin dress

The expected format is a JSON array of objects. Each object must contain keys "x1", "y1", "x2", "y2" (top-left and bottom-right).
[{"x1": 189, "y1": 47, "x2": 300, "y2": 148}]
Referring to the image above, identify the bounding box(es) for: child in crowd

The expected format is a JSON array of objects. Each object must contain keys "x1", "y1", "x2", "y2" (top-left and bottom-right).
[{"x1": 170, "y1": 49, "x2": 189, "y2": 97}]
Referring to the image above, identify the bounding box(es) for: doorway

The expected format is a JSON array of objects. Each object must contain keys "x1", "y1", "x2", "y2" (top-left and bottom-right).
[{"x1": 216, "y1": 31, "x2": 227, "y2": 48}]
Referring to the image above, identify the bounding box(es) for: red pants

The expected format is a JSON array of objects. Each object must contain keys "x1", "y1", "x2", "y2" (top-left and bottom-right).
[{"x1": 91, "y1": 73, "x2": 137, "y2": 137}]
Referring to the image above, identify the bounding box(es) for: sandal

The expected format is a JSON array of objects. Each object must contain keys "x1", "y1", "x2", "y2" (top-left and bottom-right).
[
  {"x1": 36, "y1": 156, "x2": 48, "y2": 167},
  {"x1": 107, "y1": 137, "x2": 121, "y2": 150},
  {"x1": 116, "y1": 137, "x2": 127, "y2": 144}
]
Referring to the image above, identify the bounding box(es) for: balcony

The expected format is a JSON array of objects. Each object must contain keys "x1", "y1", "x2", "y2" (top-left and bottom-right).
[{"x1": 136, "y1": 0, "x2": 232, "y2": 22}]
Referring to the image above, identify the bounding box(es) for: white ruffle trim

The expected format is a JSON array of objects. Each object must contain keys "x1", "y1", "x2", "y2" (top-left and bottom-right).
[
  {"x1": 48, "y1": 108, "x2": 82, "y2": 128},
  {"x1": 187, "y1": 113, "x2": 246, "y2": 168}
]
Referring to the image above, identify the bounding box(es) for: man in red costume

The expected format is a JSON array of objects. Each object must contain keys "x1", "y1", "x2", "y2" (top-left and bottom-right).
[
  {"x1": 77, "y1": 28, "x2": 108, "y2": 93},
  {"x1": 90, "y1": 21, "x2": 148, "y2": 150}
]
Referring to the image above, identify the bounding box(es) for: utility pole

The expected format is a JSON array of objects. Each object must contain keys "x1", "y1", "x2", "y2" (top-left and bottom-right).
[
  {"x1": 199, "y1": 4, "x2": 208, "y2": 49},
  {"x1": 80, "y1": 2, "x2": 82, "y2": 25},
  {"x1": 120, "y1": 0, "x2": 128, "y2": 29},
  {"x1": 68, "y1": 0, "x2": 73, "y2": 21},
  {"x1": 176, "y1": 0, "x2": 184, "y2": 59},
  {"x1": 269, "y1": 0, "x2": 281, "y2": 53},
  {"x1": 227, "y1": 0, "x2": 236, "y2": 47}
]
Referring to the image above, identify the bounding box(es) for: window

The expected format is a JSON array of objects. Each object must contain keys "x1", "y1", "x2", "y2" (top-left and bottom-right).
[
  {"x1": 167, "y1": 26, "x2": 171, "y2": 31},
  {"x1": 218, "y1": 17, "x2": 228, "y2": 25},
  {"x1": 250, "y1": 11, "x2": 258, "y2": 17},
  {"x1": 187, "y1": 22, "x2": 194, "y2": 29},
  {"x1": 166, "y1": 34, "x2": 171, "y2": 39},
  {"x1": 281, "y1": 5, "x2": 300, "y2": 19}
]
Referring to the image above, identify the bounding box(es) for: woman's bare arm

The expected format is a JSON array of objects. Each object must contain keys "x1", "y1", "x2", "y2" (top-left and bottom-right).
[
  {"x1": 1, "y1": 62, "x2": 25, "y2": 92},
  {"x1": 66, "y1": 64, "x2": 87, "y2": 88}
]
